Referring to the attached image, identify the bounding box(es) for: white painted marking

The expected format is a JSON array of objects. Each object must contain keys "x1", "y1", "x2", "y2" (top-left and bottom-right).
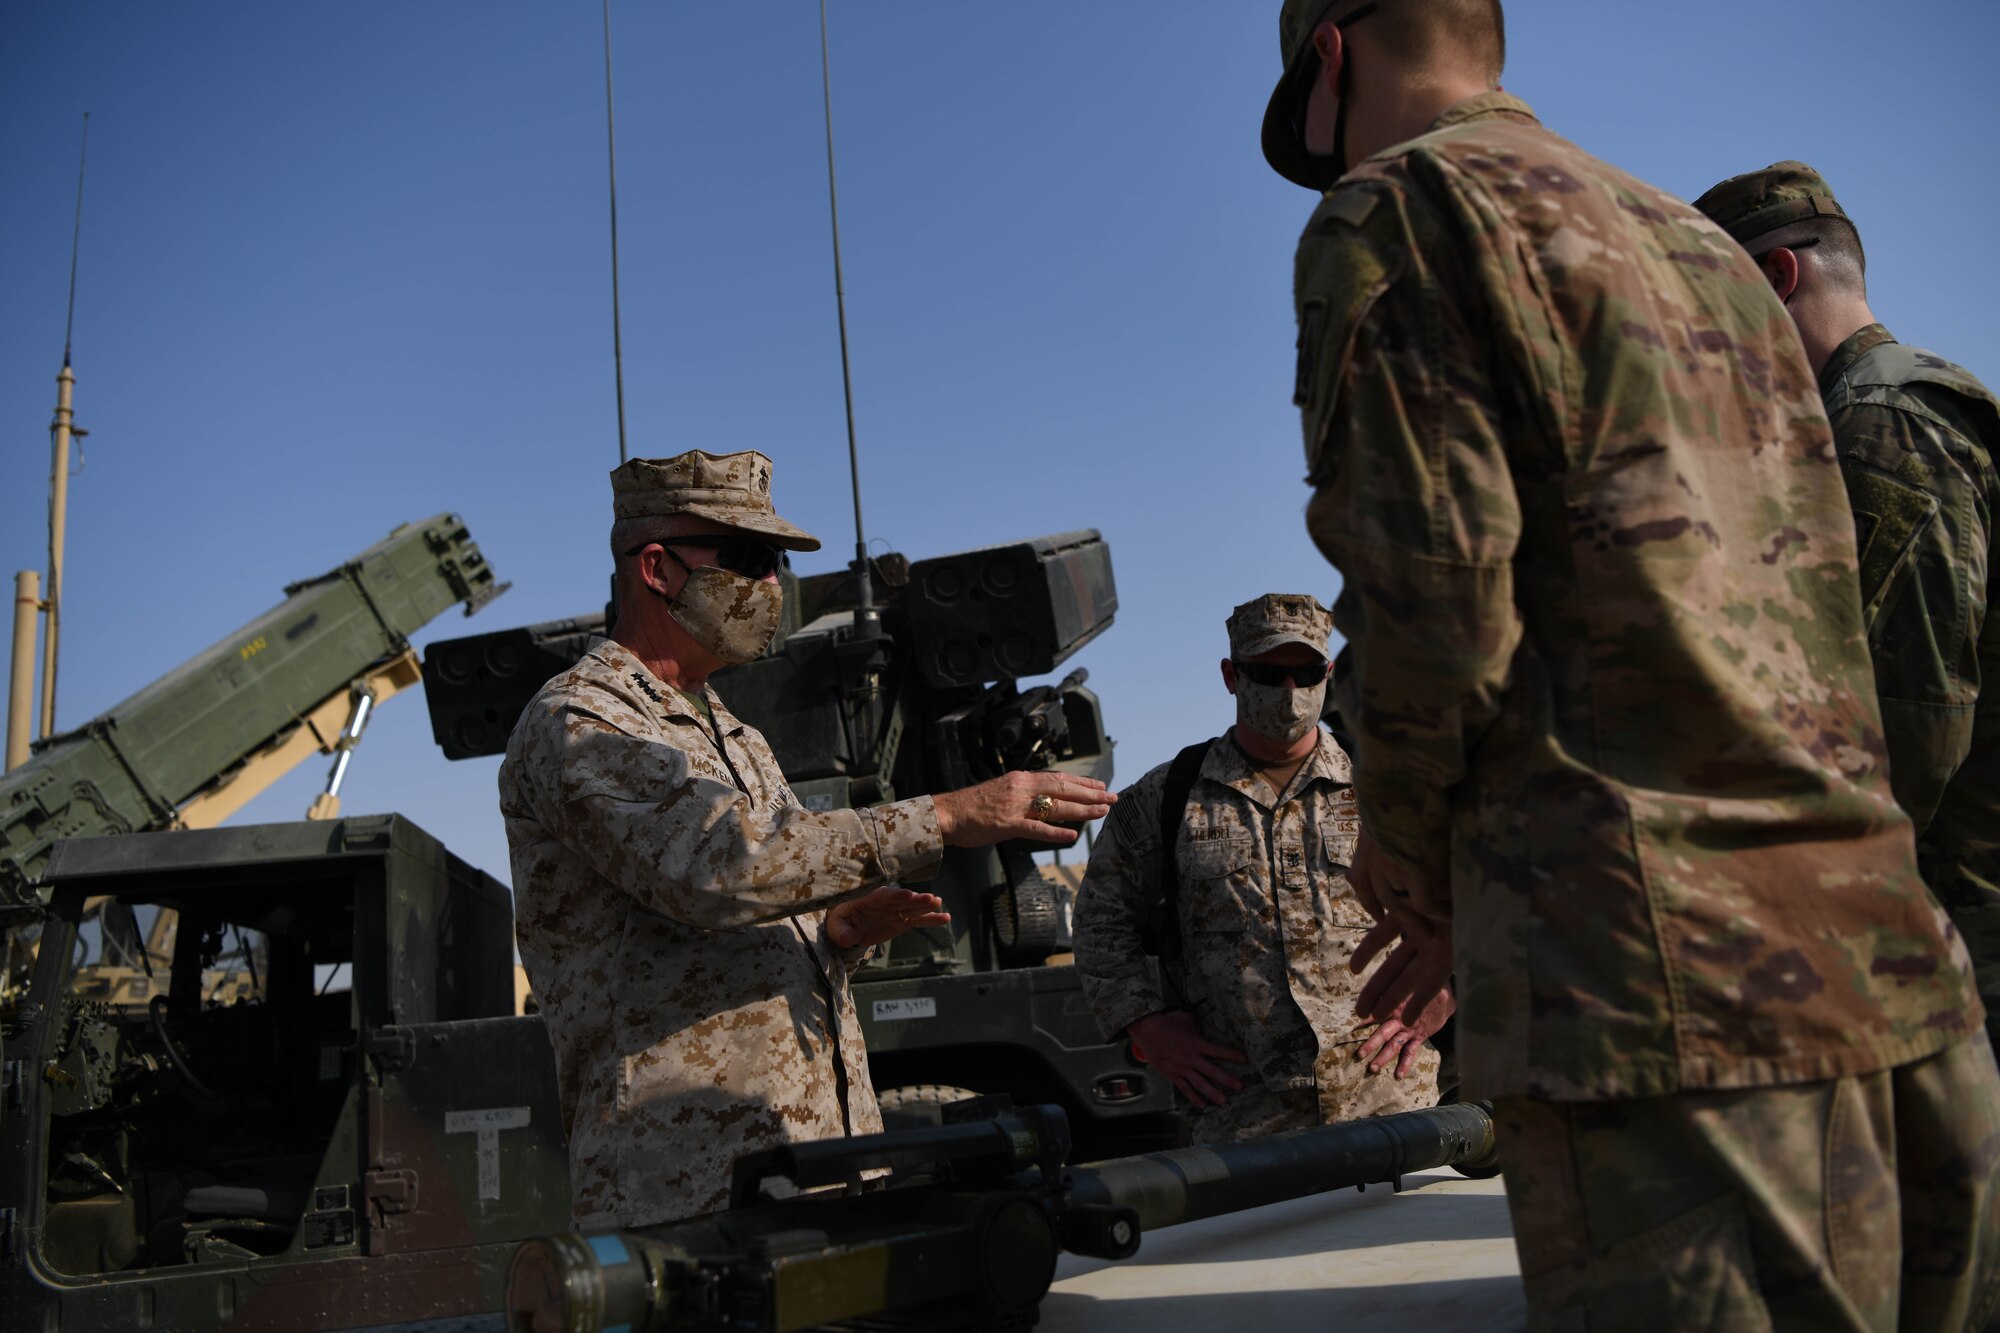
[
  {"x1": 445, "y1": 1106, "x2": 531, "y2": 1201},
  {"x1": 871, "y1": 997, "x2": 937, "y2": 1021}
]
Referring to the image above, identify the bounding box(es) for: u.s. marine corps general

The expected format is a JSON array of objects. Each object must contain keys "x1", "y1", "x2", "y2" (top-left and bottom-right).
[
  {"x1": 1263, "y1": 1, "x2": 2000, "y2": 1328},
  {"x1": 500, "y1": 448, "x2": 1113, "y2": 1228},
  {"x1": 1073, "y1": 593, "x2": 1438, "y2": 1143},
  {"x1": 1697, "y1": 162, "x2": 2000, "y2": 1055}
]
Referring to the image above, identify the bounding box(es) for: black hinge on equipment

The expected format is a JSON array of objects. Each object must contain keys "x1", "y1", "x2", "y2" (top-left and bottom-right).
[
  {"x1": 1154, "y1": 737, "x2": 1217, "y2": 1012},
  {"x1": 366, "y1": 1169, "x2": 418, "y2": 1216},
  {"x1": 363, "y1": 1027, "x2": 415, "y2": 1071}
]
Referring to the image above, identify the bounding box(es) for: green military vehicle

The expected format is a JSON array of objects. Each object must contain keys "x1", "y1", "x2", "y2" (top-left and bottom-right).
[
  {"x1": 1, "y1": 814, "x2": 570, "y2": 1330},
  {"x1": 420, "y1": 528, "x2": 1182, "y2": 1160}
]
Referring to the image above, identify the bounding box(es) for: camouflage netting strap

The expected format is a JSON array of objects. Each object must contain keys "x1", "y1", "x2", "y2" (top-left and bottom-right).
[{"x1": 1155, "y1": 738, "x2": 1218, "y2": 1009}]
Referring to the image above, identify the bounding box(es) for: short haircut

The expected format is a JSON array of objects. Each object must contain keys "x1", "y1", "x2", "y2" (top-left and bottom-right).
[
  {"x1": 1756, "y1": 215, "x2": 1868, "y2": 299},
  {"x1": 609, "y1": 512, "x2": 719, "y2": 561},
  {"x1": 1366, "y1": 0, "x2": 1507, "y2": 83}
]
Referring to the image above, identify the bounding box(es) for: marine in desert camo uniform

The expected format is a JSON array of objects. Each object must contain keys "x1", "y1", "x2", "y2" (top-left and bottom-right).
[
  {"x1": 1698, "y1": 162, "x2": 2000, "y2": 1054},
  {"x1": 1263, "y1": 1, "x2": 2000, "y2": 1328},
  {"x1": 500, "y1": 449, "x2": 1112, "y2": 1228},
  {"x1": 1073, "y1": 593, "x2": 1438, "y2": 1144}
]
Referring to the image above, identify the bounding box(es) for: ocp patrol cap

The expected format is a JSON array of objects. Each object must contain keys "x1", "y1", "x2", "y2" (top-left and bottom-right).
[
  {"x1": 1261, "y1": 0, "x2": 1378, "y2": 189},
  {"x1": 1693, "y1": 161, "x2": 1850, "y2": 246}
]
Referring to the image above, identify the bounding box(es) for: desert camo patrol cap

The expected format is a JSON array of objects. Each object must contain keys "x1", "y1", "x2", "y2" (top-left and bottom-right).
[
  {"x1": 1228, "y1": 593, "x2": 1333, "y2": 658},
  {"x1": 609, "y1": 449, "x2": 821, "y2": 552},
  {"x1": 1693, "y1": 161, "x2": 1851, "y2": 246}
]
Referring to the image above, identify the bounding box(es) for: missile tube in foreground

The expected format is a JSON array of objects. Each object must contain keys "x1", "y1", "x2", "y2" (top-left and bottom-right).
[{"x1": 505, "y1": 1100, "x2": 1498, "y2": 1333}]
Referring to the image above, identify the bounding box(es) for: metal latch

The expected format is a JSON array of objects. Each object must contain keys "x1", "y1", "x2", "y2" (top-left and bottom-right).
[
  {"x1": 363, "y1": 1027, "x2": 415, "y2": 1071},
  {"x1": 365, "y1": 1169, "x2": 418, "y2": 1216}
]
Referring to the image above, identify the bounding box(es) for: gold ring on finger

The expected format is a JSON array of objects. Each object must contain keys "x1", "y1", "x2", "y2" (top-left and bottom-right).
[{"x1": 1030, "y1": 793, "x2": 1056, "y2": 821}]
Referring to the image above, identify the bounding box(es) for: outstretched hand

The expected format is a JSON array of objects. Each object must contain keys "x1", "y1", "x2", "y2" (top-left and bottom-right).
[
  {"x1": 826, "y1": 887, "x2": 950, "y2": 951},
  {"x1": 1356, "y1": 982, "x2": 1455, "y2": 1078},
  {"x1": 933, "y1": 770, "x2": 1116, "y2": 849}
]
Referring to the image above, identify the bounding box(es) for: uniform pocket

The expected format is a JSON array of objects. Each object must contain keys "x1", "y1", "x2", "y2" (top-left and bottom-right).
[
  {"x1": 1311, "y1": 830, "x2": 1377, "y2": 931},
  {"x1": 1845, "y1": 464, "x2": 1940, "y2": 634},
  {"x1": 1527, "y1": 1193, "x2": 1772, "y2": 1333},
  {"x1": 1179, "y1": 835, "x2": 1260, "y2": 929}
]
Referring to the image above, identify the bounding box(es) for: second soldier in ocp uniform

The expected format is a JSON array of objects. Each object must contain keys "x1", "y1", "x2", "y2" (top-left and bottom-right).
[
  {"x1": 1073, "y1": 594, "x2": 1439, "y2": 1144},
  {"x1": 1696, "y1": 163, "x2": 2000, "y2": 1053}
]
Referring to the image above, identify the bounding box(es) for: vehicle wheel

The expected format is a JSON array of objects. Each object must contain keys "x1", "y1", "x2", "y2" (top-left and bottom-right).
[{"x1": 877, "y1": 1083, "x2": 980, "y2": 1130}]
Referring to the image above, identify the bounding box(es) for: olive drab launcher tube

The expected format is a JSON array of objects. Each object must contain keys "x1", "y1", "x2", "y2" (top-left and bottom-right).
[{"x1": 506, "y1": 1100, "x2": 1499, "y2": 1332}]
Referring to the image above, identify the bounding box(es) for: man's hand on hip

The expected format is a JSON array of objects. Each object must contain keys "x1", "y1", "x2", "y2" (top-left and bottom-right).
[
  {"x1": 825, "y1": 887, "x2": 950, "y2": 951},
  {"x1": 933, "y1": 771, "x2": 1115, "y2": 849},
  {"x1": 1127, "y1": 1011, "x2": 1249, "y2": 1109}
]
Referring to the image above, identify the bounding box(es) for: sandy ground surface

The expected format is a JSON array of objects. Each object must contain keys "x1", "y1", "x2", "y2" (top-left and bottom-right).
[{"x1": 1040, "y1": 1166, "x2": 1525, "y2": 1331}]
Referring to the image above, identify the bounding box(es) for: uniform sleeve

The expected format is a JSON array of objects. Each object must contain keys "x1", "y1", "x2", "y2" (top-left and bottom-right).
[
  {"x1": 1293, "y1": 184, "x2": 1523, "y2": 911},
  {"x1": 1832, "y1": 398, "x2": 1989, "y2": 829},
  {"x1": 1072, "y1": 771, "x2": 1168, "y2": 1042},
  {"x1": 518, "y1": 700, "x2": 942, "y2": 930}
]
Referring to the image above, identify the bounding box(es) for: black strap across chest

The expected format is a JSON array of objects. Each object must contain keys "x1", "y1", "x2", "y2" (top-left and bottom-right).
[{"x1": 1155, "y1": 738, "x2": 1218, "y2": 986}]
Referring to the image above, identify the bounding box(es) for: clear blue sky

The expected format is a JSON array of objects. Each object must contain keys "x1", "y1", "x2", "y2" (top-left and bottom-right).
[{"x1": 4, "y1": 2, "x2": 1997, "y2": 888}]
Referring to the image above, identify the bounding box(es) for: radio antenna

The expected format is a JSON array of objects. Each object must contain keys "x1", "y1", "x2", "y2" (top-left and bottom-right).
[
  {"x1": 818, "y1": 0, "x2": 876, "y2": 627},
  {"x1": 62, "y1": 112, "x2": 89, "y2": 370},
  {"x1": 41, "y1": 111, "x2": 91, "y2": 739},
  {"x1": 602, "y1": 0, "x2": 630, "y2": 464}
]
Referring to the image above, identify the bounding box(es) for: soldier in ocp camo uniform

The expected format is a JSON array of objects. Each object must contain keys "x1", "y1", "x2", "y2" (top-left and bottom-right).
[
  {"x1": 499, "y1": 449, "x2": 1114, "y2": 1228},
  {"x1": 1262, "y1": 2, "x2": 2000, "y2": 1328},
  {"x1": 1073, "y1": 594, "x2": 1438, "y2": 1145},
  {"x1": 1696, "y1": 163, "x2": 2000, "y2": 1053}
]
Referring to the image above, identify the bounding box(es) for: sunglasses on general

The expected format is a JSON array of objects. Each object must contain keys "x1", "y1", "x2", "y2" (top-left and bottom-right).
[
  {"x1": 624, "y1": 535, "x2": 784, "y2": 580},
  {"x1": 1233, "y1": 659, "x2": 1331, "y2": 689}
]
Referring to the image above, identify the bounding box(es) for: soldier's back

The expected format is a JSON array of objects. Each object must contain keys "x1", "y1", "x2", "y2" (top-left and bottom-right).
[{"x1": 1297, "y1": 95, "x2": 1978, "y2": 1101}]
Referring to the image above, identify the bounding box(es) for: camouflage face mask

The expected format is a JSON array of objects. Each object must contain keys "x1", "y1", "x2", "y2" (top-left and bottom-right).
[
  {"x1": 1236, "y1": 677, "x2": 1326, "y2": 746},
  {"x1": 654, "y1": 558, "x2": 783, "y2": 665}
]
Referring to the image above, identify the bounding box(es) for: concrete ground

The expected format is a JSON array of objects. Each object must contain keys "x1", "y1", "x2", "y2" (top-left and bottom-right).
[{"x1": 1040, "y1": 1167, "x2": 1525, "y2": 1330}]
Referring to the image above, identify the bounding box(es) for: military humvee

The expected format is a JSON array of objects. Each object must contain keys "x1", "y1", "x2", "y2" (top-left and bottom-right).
[{"x1": 0, "y1": 814, "x2": 569, "y2": 1330}]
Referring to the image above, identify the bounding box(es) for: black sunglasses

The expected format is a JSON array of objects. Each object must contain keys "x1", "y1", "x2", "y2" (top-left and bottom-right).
[
  {"x1": 1233, "y1": 658, "x2": 1330, "y2": 689},
  {"x1": 624, "y1": 535, "x2": 783, "y2": 580}
]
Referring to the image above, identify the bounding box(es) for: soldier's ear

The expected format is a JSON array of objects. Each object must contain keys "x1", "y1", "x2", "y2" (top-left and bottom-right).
[
  {"x1": 1768, "y1": 247, "x2": 1801, "y2": 303},
  {"x1": 1312, "y1": 21, "x2": 1346, "y2": 91}
]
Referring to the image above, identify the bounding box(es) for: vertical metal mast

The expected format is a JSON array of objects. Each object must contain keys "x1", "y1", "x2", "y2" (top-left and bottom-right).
[
  {"x1": 602, "y1": 0, "x2": 630, "y2": 464},
  {"x1": 41, "y1": 111, "x2": 90, "y2": 739},
  {"x1": 819, "y1": 0, "x2": 876, "y2": 628}
]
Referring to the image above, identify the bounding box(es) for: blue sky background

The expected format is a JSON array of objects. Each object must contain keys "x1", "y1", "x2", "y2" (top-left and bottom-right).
[{"x1": 4, "y1": 2, "x2": 1997, "y2": 888}]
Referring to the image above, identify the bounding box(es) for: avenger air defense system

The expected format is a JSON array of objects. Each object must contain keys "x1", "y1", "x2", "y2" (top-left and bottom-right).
[{"x1": 420, "y1": 527, "x2": 1188, "y2": 1160}]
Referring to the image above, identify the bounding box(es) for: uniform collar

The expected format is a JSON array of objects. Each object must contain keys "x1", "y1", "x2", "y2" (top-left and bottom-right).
[
  {"x1": 1201, "y1": 728, "x2": 1352, "y2": 809},
  {"x1": 1819, "y1": 323, "x2": 1896, "y2": 400},
  {"x1": 1426, "y1": 91, "x2": 1539, "y2": 133},
  {"x1": 582, "y1": 638, "x2": 740, "y2": 733}
]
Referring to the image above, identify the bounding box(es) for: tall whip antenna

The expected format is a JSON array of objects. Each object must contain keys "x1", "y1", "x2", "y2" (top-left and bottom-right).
[
  {"x1": 602, "y1": 0, "x2": 630, "y2": 464},
  {"x1": 40, "y1": 112, "x2": 91, "y2": 738},
  {"x1": 63, "y1": 113, "x2": 90, "y2": 370},
  {"x1": 819, "y1": 0, "x2": 875, "y2": 623}
]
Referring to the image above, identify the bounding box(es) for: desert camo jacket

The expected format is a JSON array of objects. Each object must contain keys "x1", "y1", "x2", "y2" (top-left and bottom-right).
[
  {"x1": 1290, "y1": 93, "x2": 1981, "y2": 1102},
  {"x1": 1822, "y1": 323, "x2": 2000, "y2": 1038},
  {"x1": 1072, "y1": 732, "x2": 1438, "y2": 1135},
  {"x1": 499, "y1": 638, "x2": 942, "y2": 1228}
]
